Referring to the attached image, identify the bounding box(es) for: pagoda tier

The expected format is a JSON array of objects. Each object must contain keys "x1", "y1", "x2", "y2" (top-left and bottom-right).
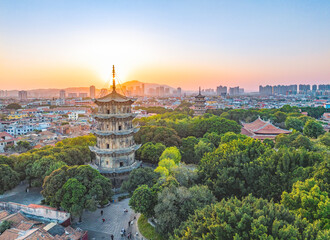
[
  {"x1": 90, "y1": 144, "x2": 141, "y2": 155},
  {"x1": 93, "y1": 113, "x2": 138, "y2": 119},
  {"x1": 92, "y1": 127, "x2": 139, "y2": 136}
]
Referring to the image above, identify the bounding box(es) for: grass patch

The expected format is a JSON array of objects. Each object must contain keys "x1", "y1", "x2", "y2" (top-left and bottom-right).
[{"x1": 138, "y1": 214, "x2": 165, "y2": 240}]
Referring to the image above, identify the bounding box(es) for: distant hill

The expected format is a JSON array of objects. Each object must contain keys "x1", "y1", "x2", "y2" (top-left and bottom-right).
[{"x1": 4, "y1": 81, "x2": 176, "y2": 98}]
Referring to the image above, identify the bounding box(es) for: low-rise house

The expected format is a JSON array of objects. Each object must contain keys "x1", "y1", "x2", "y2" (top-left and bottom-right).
[
  {"x1": 0, "y1": 132, "x2": 16, "y2": 153},
  {"x1": 0, "y1": 202, "x2": 87, "y2": 240}
]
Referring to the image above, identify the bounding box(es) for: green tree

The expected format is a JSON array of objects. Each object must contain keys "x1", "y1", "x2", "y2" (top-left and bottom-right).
[
  {"x1": 194, "y1": 140, "x2": 214, "y2": 161},
  {"x1": 180, "y1": 136, "x2": 199, "y2": 164},
  {"x1": 159, "y1": 147, "x2": 181, "y2": 164},
  {"x1": 0, "y1": 221, "x2": 12, "y2": 234},
  {"x1": 121, "y1": 167, "x2": 160, "y2": 193},
  {"x1": 155, "y1": 185, "x2": 215, "y2": 236},
  {"x1": 281, "y1": 178, "x2": 330, "y2": 229},
  {"x1": 58, "y1": 178, "x2": 88, "y2": 221},
  {"x1": 318, "y1": 132, "x2": 330, "y2": 147},
  {"x1": 172, "y1": 194, "x2": 326, "y2": 240},
  {"x1": 134, "y1": 126, "x2": 181, "y2": 146},
  {"x1": 0, "y1": 164, "x2": 19, "y2": 194},
  {"x1": 171, "y1": 166, "x2": 198, "y2": 188},
  {"x1": 138, "y1": 142, "x2": 166, "y2": 163},
  {"x1": 304, "y1": 120, "x2": 325, "y2": 138},
  {"x1": 263, "y1": 138, "x2": 275, "y2": 148},
  {"x1": 273, "y1": 111, "x2": 287, "y2": 123},
  {"x1": 203, "y1": 132, "x2": 222, "y2": 147},
  {"x1": 285, "y1": 116, "x2": 304, "y2": 131},
  {"x1": 42, "y1": 165, "x2": 113, "y2": 211},
  {"x1": 129, "y1": 185, "x2": 157, "y2": 218},
  {"x1": 155, "y1": 158, "x2": 178, "y2": 177},
  {"x1": 198, "y1": 138, "x2": 268, "y2": 200},
  {"x1": 5, "y1": 103, "x2": 21, "y2": 109}
]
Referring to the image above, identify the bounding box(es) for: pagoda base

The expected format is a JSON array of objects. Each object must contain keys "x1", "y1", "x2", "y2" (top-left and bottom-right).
[{"x1": 89, "y1": 161, "x2": 142, "y2": 188}]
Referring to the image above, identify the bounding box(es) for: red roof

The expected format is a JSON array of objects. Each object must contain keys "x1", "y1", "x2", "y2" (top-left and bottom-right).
[
  {"x1": 240, "y1": 127, "x2": 254, "y2": 137},
  {"x1": 241, "y1": 117, "x2": 291, "y2": 138},
  {"x1": 27, "y1": 204, "x2": 57, "y2": 210},
  {"x1": 254, "y1": 123, "x2": 291, "y2": 134},
  {"x1": 243, "y1": 118, "x2": 268, "y2": 131}
]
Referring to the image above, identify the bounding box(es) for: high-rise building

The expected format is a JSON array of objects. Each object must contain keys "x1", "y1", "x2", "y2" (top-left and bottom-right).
[
  {"x1": 299, "y1": 84, "x2": 310, "y2": 93},
  {"x1": 194, "y1": 87, "x2": 206, "y2": 116},
  {"x1": 59, "y1": 90, "x2": 66, "y2": 99},
  {"x1": 177, "y1": 87, "x2": 182, "y2": 97},
  {"x1": 68, "y1": 93, "x2": 78, "y2": 98},
  {"x1": 318, "y1": 84, "x2": 330, "y2": 91},
  {"x1": 312, "y1": 85, "x2": 317, "y2": 91},
  {"x1": 141, "y1": 84, "x2": 145, "y2": 96},
  {"x1": 18, "y1": 91, "x2": 28, "y2": 101},
  {"x1": 229, "y1": 87, "x2": 240, "y2": 96},
  {"x1": 216, "y1": 85, "x2": 227, "y2": 96},
  {"x1": 165, "y1": 88, "x2": 170, "y2": 96},
  {"x1": 159, "y1": 86, "x2": 165, "y2": 97},
  {"x1": 0, "y1": 90, "x2": 7, "y2": 98},
  {"x1": 79, "y1": 93, "x2": 88, "y2": 98},
  {"x1": 259, "y1": 85, "x2": 272, "y2": 95},
  {"x1": 89, "y1": 66, "x2": 141, "y2": 187},
  {"x1": 90, "y1": 85, "x2": 96, "y2": 99},
  {"x1": 260, "y1": 85, "x2": 297, "y2": 95}
]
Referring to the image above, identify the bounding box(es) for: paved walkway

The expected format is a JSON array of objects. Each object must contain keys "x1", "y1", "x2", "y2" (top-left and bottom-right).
[
  {"x1": 73, "y1": 198, "x2": 144, "y2": 240},
  {"x1": 0, "y1": 183, "x2": 43, "y2": 205},
  {"x1": 0, "y1": 184, "x2": 145, "y2": 239}
]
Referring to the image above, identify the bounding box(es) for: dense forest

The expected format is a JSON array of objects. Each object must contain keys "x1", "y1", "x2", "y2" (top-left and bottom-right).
[{"x1": 127, "y1": 106, "x2": 329, "y2": 239}]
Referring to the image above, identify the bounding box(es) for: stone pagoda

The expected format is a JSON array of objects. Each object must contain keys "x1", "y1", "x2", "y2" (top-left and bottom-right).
[
  {"x1": 90, "y1": 66, "x2": 141, "y2": 187},
  {"x1": 194, "y1": 87, "x2": 206, "y2": 116}
]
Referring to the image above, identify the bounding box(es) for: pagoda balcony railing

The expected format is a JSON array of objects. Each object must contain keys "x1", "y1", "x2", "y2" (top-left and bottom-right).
[
  {"x1": 92, "y1": 127, "x2": 139, "y2": 136},
  {"x1": 89, "y1": 160, "x2": 142, "y2": 174},
  {"x1": 93, "y1": 113, "x2": 138, "y2": 119}
]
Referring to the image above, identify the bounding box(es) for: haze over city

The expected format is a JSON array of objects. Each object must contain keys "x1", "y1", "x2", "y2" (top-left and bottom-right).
[{"x1": 1, "y1": 0, "x2": 330, "y2": 91}]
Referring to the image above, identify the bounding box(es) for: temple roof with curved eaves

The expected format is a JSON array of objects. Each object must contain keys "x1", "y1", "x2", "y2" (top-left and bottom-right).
[{"x1": 95, "y1": 91, "x2": 136, "y2": 104}]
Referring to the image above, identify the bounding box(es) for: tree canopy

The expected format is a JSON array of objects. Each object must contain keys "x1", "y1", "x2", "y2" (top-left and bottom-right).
[{"x1": 172, "y1": 194, "x2": 327, "y2": 240}]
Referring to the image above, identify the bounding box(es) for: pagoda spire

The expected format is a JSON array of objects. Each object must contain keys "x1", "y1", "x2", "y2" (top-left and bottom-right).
[
  {"x1": 112, "y1": 65, "x2": 116, "y2": 92},
  {"x1": 199, "y1": 86, "x2": 201, "y2": 95}
]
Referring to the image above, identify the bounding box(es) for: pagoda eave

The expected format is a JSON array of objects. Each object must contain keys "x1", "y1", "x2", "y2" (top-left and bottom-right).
[
  {"x1": 94, "y1": 113, "x2": 138, "y2": 119},
  {"x1": 92, "y1": 128, "x2": 139, "y2": 136},
  {"x1": 89, "y1": 144, "x2": 141, "y2": 155}
]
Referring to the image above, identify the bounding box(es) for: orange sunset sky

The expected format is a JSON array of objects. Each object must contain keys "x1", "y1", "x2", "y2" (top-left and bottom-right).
[{"x1": 1, "y1": 1, "x2": 330, "y2": 92}]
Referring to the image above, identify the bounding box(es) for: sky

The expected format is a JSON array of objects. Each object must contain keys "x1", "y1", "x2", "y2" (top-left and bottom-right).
[{"x1": 0, "y1": 0, "x2": 330, "y2": 92}]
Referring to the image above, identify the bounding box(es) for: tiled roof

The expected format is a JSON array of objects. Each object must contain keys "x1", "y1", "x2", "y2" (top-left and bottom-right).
[
  {"x1": 240, "y1": 127, "x2": 254, "y2": 137},
  {"x1": 0, "y1": 210, "x2": 9, "y2": 220},
  {"x1": 3, "y1": 212, "x2": 29, "y2": 228},
  {"x1": 0, "y1": 228, "x2": 20, "y2": 240},
  {"x1": 254, "y1": 124, "x2": 291, "y2": 134},
  {"x1": 253, "y1": 135, "x2": 277, "y2": 140},
  {"x1": 95, "y1": 90, "x2": 136, "y2": 103},
  {"x1": 242, "y1": 117, "x2": 268, "y2": 131}
]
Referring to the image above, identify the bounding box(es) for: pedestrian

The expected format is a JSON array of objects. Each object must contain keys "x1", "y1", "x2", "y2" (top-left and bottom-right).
[
  {"x1": 101, "y1": 210, "x2": 103, "y2": 215},
  {"x1": 102, "y1": 218, "x2": 105, "y2": 223},
  {"x1": 128, "y1": 221, "x2": 130, "y2": 227},
  {"x1": 110, "y1": 234, "x2": 114, "y2": 240}
]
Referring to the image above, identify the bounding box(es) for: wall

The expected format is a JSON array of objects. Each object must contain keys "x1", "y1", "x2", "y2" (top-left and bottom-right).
[{"x1": 0, "y1": 202, "x2": 70, "y2": 223}]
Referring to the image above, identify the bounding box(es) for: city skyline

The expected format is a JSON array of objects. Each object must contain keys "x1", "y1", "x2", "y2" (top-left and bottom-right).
[{"x1": 1, "y1": 0, "x2": 330, "y2": 91}]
